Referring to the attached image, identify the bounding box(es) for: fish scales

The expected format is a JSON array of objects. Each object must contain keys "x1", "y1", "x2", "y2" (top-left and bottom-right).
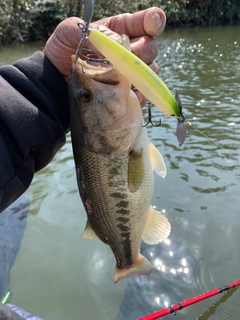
[{"x1": 74, "y1": 132, "x2": 153, "y2": 268}]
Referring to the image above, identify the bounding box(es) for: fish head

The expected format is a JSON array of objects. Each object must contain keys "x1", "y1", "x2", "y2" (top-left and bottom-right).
[{"x1": 68, "y1": 52, "x2": 143, "y2": 158}]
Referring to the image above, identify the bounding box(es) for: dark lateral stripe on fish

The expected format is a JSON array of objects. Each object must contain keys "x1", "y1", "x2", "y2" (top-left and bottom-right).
[
  {"x1": 117, "y1": 224, "x2": 130, "y2": 232},
  {"x1": 120, "y1": 232, "x2": 132, "y2": 267},
  {"x1": 115, "y1": 196, "x2": 133, "y2": 267},
  {"x1": 109, "y1": 166, "x2": 121, "y2": 176},
  {"x1": 110, "y1": 192, "x2": 127, "y2": 199},
  {"x1": 116, "y1": 209, "x2": 130, "y2": 215},
  {"x1": 99, "y1": 135, "x2": 109, "y2": 147},
  {"x1": 117, "y1": 216, "x2": 129, "y2": 224},
  {"x1": 109, "y1": 162, "x2": 123, "y2": 176},
  {"x1": 116, "y1": 200, "x2": 129, "y2": 208}
]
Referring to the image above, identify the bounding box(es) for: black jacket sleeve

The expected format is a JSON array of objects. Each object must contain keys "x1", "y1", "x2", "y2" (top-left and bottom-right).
[{"x1": 0, "y1": 51, "x2": 70, "y2": 212}]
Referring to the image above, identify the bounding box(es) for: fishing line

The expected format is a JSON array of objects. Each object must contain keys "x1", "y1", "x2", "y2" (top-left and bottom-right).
[{"x1": 186, "y1": 120, "x2": 236, "y2": 158}]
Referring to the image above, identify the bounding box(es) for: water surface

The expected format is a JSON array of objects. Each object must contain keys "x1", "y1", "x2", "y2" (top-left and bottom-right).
[{"x1": 1, "y1": 26, "x2": 240, "y2": 320}]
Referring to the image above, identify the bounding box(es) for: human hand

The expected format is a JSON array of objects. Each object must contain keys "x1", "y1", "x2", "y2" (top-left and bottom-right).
[{"x1": 43, "y1": 7, "x2": 166, "y2": 106}]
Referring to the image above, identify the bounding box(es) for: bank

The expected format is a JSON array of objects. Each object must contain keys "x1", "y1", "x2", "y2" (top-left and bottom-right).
[{"x1": 0, "y1": 0, "x2": 240, "y2": 45}]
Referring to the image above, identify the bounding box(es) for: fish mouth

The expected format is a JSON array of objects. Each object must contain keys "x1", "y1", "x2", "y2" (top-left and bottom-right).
[{"x1": 72, "y1": 51, "x2": 120, "y2": 85}]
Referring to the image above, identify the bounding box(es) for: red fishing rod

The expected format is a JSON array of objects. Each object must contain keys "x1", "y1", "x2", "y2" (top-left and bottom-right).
[{"x1": 138, "y1": 279, "x2": 240, "y2": 320}]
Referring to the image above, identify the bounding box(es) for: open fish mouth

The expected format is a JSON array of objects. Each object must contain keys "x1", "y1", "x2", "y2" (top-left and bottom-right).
[
  {"x1": 73, "y1": 33, "x2": 131, "y2": 75},
  {"x1": 76, "y1": 48, "x2": 112, "y2": 71},
  {"x1": 72, "y1": 47, "x2": 122, "y2": 85}
]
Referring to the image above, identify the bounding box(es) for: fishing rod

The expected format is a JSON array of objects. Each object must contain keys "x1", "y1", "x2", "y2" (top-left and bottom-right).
[{"x1": 138, "y1": 279, "x2": 240, "y2": 320}]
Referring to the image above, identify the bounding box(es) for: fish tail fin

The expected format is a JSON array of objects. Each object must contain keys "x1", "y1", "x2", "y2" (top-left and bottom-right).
[{"x1": 114, "y1": 254, "x2": 153, "y2": 283}]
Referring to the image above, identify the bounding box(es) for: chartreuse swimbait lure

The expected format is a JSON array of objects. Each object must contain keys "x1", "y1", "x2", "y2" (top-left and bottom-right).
[
  {"x1": 78, "y1": 0, "x2": 186, "y2": 145},
  {"x1": 86, "y1": 28, "x2": 180, "y2": 118}
]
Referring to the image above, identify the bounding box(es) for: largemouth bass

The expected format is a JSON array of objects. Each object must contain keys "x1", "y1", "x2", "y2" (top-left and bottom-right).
[{"x1": 68, "y1": 37, "x2": 171, "y2": 283}]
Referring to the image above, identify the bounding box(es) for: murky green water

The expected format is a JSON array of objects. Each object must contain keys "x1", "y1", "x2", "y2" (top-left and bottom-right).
[{"x1": 1, "y1": 25, "x2": 240, "y2": 320}]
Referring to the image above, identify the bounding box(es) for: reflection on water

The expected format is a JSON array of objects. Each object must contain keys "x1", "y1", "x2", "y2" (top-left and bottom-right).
[
  {"x1": 197, "y1": 286, "x2": 238, "y2": 320},
  {"x1": 1, "y1": 25, "x2": 240, "y2": 319},
  {"x1": 117, "y1": 237, "x2": 196, "y2": 320}
]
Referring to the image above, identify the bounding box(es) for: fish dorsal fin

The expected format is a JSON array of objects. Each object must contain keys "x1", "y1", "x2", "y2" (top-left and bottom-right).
[
  {"x1": 149, "y1": 142, "x2": 167, "y2": 178},
  {"x1": 142, "y1": 205, "x2": 171, "y2": 244},
  {"x1": 114, "y1": 253, "x2": 153, "y2": 283},
  {"x1": 128, "y1": 148, "x2": 144, "y2": 193},
  {"x1": 82, "y1": 219, "x2": 100, "y2": 240}
]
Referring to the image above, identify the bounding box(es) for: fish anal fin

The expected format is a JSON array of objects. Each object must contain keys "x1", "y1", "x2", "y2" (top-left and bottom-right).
[
  {"x1": 114, "y1": 254, "x2": 153, "y2": 283},
  {"x1": 82, "y1": 220, "x2": 100, "y2": 240},
  {"x1": 128, "y1": 148, "x2": 144, "y2": 193},
  {"x1": 149, "y1": 142, "x2": 167, "y2": 178},
  {"x1": 142, "y1": 205, "x2": 171, "y2": 244}
]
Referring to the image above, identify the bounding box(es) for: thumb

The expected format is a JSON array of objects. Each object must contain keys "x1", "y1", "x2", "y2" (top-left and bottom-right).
[{"x1": 143, "y1": 7, "x2": 166, "y2": 37}]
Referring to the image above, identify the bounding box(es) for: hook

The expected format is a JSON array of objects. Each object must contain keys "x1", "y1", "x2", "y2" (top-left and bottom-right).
[
  {"x1": 142, "y1": 102, "x2": 161, "y2": 127},
  {"x1": 73, "y1": 35, "x2": 110, "y2": 71},
  {"x1": 75, "y1": 0, "x2": 94, "y2": 57},
  {"x1": 73, "y1": 36, "x2": 88, "y2": 65}
]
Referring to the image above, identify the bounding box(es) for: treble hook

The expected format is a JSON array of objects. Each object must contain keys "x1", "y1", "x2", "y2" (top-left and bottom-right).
[
  {"x1": 75, "y1": 0, "x2": 94, "y2": 53},
  {"x1": 74, "y1": 0, "x2": 93, "y2": 64},
  {"x1": 142, "y1": 102, "x2": 161, "y2": 127},
  {"x1": 75, "y1": 1, "x2": 107, "y2": 66}
]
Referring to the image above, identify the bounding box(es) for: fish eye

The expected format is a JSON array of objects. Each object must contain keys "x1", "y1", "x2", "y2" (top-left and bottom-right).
[{"x1": 77, "y1": 88, "x2": 91, "y2": 103}]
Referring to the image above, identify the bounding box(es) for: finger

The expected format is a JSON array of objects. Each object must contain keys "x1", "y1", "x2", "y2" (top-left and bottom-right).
[
  {"x1": 149, "y1": 61, "x2": 160, "y2": 75},
  {"x1": 130, "y1": 36, "x2": 158, "y2": 65},
  {"x1": 89, "y1": 27, "x2": 160, "y2": 65},
  {"x1": 143, "y1": 7, "x2": 166, "y2": 37},
  {"x1": 57, "y1": 17, "x2": 85, "y2": 50},
  {"x1": 90, "y1": 24, "x2": 123, "y2": 44},
  {"x1": 134, "y1": 89, "x2": 147, "y2": 108},
  {"x1": 44, "y1": 17, "x2": 85, "y2": 73},
  {"x1": 99, "y1": 7, "x2": 166, "y2": 38}
]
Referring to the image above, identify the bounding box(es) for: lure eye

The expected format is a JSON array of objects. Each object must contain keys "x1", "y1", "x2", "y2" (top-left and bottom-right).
[{"x1": 77, "y1": 88, "x2": 91, "y2": 103}]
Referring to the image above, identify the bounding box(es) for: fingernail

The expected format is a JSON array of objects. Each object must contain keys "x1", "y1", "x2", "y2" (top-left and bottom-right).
[
  {"x1": 152, "y1": 12, "x2": 166, "y2": 35},
  {"x1": 144, "y1": 9, "x2": 166, "y2": 37}
]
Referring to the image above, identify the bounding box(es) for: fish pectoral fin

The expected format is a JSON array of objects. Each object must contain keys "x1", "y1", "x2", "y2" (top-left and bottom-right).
[
  {"x1": 149, "y1": 142, "x2": 167, "y2": 178},
  {"x1": 114, "y1": 254, "x2": 153, "y2": 283},
  {"x1": 128, "y1": 148, "x2": 144, "y2": 193},
  {"x1": 142, "y1": 205, "x2": 171, "y2": 244},
  {"x1": 81, "y1": 220, "x2": 100, "y2": 240}
]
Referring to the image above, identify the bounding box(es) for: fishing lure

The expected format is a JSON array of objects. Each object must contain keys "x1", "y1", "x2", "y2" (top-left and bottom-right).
[
  {"x1": 78, "y1": 0, "x2": 187, "y2": 145},
  {"x1": 85, "y1": 28, "x2": 180, "y2": 118},
  {"x1": 79, "y1": 0, "x2": 181, "y2": 118}
]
